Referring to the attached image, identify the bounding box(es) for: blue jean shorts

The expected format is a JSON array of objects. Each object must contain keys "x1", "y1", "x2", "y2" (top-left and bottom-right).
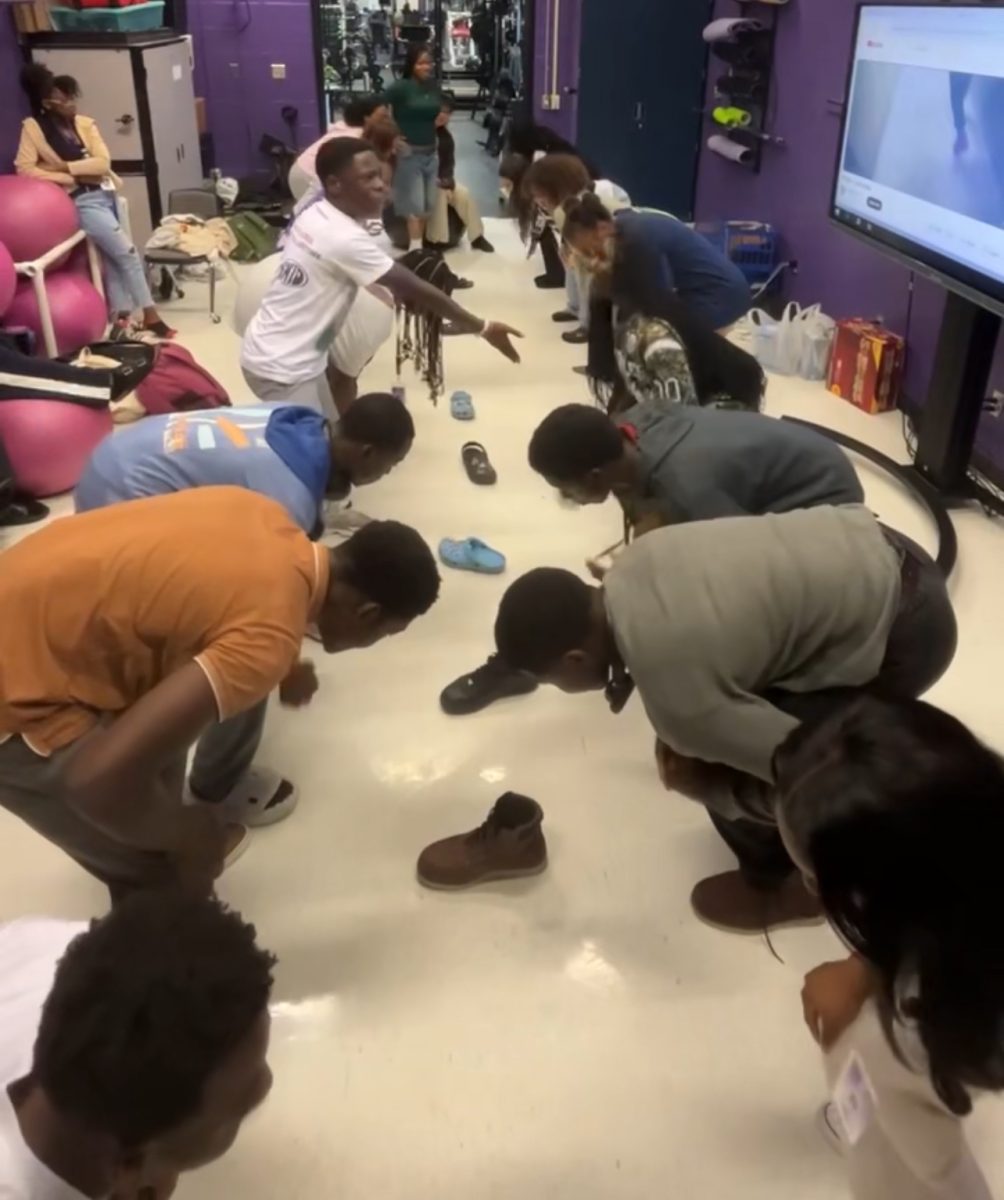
[{"x1": 393, "y1": 146, "x2": 439, "y2": 217}]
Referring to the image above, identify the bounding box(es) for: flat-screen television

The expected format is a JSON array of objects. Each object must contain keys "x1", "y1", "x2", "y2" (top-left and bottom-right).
[{"x1": 831, "y1": 4, "x2": 1004, "y2": 318}]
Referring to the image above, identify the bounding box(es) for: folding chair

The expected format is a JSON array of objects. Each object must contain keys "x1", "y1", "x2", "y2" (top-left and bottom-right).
[{"x1": 144, "y1": 187, "x2": 223, "y2": 325}]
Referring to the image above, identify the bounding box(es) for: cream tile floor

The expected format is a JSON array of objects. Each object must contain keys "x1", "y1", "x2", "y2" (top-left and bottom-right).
[{"x1": 3, "y1": 217, "x2": 1004, "y2": 1198}]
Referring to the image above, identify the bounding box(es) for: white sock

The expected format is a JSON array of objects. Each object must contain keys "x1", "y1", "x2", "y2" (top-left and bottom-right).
[{"x1": 408, "y1": 238, "x2": 421, "y2": 251}]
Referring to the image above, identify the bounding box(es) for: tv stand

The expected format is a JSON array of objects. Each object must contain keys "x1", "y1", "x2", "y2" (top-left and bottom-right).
[{"x1": 910, "y1": 290, "x2": 1001, "y2": 498}]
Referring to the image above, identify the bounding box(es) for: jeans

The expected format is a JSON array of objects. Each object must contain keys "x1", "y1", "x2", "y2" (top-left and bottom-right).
[
  {"x1": 0, "y1": 701, "x2": 266, "y2": 896},
  {"x1": 393, "y1": 146, "x2": 438, "y2": 218},
  {"x1": 708, "y1": 527, "x2": 958, "y2": 889},
  {"x1": 75, "y1": 190, "x2": 154, "y2": 315},
  {"x1": 426, "y1": 183, "x2": 484, "y2": 245},
  {"x1": 565, "y1": 264, "x2": 592, "y2": 329}
]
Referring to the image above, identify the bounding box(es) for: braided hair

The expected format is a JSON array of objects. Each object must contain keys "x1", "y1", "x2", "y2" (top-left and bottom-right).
[{"x1": 394, "y1": 248, "x2": 460, "y2": 404}]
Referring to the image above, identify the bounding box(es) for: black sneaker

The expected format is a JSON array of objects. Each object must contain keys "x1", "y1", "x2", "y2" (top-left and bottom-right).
[
  {"x1": 440, "y1": 654, "x2": 538, "y2": 715},
  {"x1": 471, "y1": 235, "x2": 495, "y2": 253}
]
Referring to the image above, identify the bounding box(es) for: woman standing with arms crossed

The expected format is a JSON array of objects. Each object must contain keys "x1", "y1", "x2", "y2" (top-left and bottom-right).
[
  {"x1": 15, "y1": 65, "x2": 174, "y2": 338},
  {"x1": 385, "y1": 45, "x2": 443, "y2": 250}
]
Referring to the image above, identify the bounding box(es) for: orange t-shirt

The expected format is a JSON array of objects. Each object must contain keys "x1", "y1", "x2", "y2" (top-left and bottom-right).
[{"x1": 0, "y1": 487, "x2": 329, "y2": 755}]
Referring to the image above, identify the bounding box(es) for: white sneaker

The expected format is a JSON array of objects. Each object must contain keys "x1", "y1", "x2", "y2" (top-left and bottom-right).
[
  {"x1": 323, "y1": 503, "x2": 372, "y2": 535},
  {"x1": 191, "y1": 767, "x2": 298, "y2": 828}
]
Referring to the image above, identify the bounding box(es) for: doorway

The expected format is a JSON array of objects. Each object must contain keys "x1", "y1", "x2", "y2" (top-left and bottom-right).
[{"x1": 575, "y1": 0, "x2": 712, "y2": 218}]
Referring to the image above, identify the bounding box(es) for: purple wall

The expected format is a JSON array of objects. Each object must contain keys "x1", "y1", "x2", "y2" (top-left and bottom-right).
[
  {"x1": 693, "y1": 0, "x2": 1004, "y2": 416},
  {"x1": 1, "y1": 10, "x2": 28, "y2": 173},
  {"x1": 187, "y1": 0, "x2": 321, "y2": 179},
  {"x1": 532, "y1": 0, "x2": 580, "y2": 142}
]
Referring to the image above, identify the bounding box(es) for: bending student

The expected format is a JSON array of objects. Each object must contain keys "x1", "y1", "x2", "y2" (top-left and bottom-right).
[
  {"x1": 75, "y1": 393, "x2": 414, "y2": 536},
  {"x1": 528, "y1": 401, "x2": 863, "y2": 530},
  {"x1": 493, "y1": 506, "x2": 956, "y2": 934},
  {"x1": 425, "y1": 98, "x2": 494, "y2": 252},
  {"x1": 522, "y1": 153, "x2": 630, "y2": 342},
  {"x1": 288, "y1": 92, "x2": 389, "y2": 203},
  {"x1": 444, "y1": 402, "x2": 863, "y2": 718},
  {"x1": 562, "y1": 192, "x2": 751, "y2": 333},
  {"x1": 0, "y1": 487, "x2": 441, "y2": 897},
  {"x1": 775, "y1": 696, "x2": 1002, "y2": 1200},
  {"x1": 0, "y1": 892, "x2": 275, "y2": 1199},
  {"x1": 241, "y1": 138, "x2": 521, "y2": 416}
]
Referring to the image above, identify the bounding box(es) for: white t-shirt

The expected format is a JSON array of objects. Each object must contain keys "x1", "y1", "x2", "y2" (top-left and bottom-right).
[
  {"x1": 0, "y1": 918, "x2": 87, "y2": 1200},
  {"x1": 241, "y1": 200, "x2": 395, "y2": 385}
]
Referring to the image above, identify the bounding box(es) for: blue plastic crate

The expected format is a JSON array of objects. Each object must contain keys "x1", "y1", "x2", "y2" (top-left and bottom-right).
[
  {"x1": 698, "y1": 220, "x2": 777, "y2": 284},
  {"x1": 50, "y1": 2, "x2": 165, "y2": 31}
]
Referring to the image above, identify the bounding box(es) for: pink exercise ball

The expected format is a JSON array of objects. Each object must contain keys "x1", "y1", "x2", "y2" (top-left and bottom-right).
[
  {"x1": 0, "y1": 242, "x2": 14, "y2": 319},
  {"x1": 0, "y1": 399, "x2": 112, "y2": 497},
  {"x1": 4, "y1": 273, "x2": 107, "y2": 357},
  {"x1": 0, "y1": 176, "x2": 80, "y2": 265}
]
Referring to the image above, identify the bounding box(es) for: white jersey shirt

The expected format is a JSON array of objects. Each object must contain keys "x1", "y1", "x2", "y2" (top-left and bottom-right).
[
  {"x1": 0, "y1": 918, "x2": 87, "y2": 1200},
  {"x1": 241, "y1": 200, "x2": 395, "y2": 385}
]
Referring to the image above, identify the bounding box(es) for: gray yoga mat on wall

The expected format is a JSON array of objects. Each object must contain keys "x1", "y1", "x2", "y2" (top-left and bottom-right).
[{"x1": 707, "y1": 134, "x2": 754, "y2": 165}]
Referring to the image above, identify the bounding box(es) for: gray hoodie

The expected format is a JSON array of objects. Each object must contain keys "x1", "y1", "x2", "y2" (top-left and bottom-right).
[
  {"x1": 623, "y1": 401, "x2": 864, "y2": 524},
  {"x1": 603, "y1": 505, "x2": 901, "y2": 782}
]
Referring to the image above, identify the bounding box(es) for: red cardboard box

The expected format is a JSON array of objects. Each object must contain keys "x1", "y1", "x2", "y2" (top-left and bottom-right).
[{"x1": 826, "y1": 319, "x2": 905, "y2": 415}]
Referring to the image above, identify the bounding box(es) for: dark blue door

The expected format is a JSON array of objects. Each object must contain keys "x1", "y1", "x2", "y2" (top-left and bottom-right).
[{"x1": 575, "y1": 0, "x2": 712, "y2": 218}]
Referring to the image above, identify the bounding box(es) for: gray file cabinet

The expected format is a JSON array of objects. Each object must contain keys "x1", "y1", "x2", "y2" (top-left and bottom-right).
[{"x1": 30, "y1": 33, "x2": 201, "y2": 249}]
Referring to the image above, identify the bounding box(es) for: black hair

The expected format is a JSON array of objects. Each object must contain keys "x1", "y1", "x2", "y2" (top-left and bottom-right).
[
  {"x1": 339, "y1": 392, "x2": 415, "y2": 453},
  {"x1": 561, "y1": 200, "x2": 764, "y2": 414},
  {"x1": 316, "y1": 136, "x2": 376, "y2": 183},
  {"x1": 51, "y1": 75, "x2": 80, "y2": 99},
  {"x1": 524, "y1": 154, "x2": 594, "y2": 210},
  {"x1": 402, "y1": 42, "x2": 433, "y2": 78},
  {"x1": 528, "y1": 404, "x2": 623, "y2": 482},
  {"x1": 341, "y1": 520, "x2": 440, "y2": 619},
  {"x1": 494, "y1": 568, "x2": 593, "y2": 673},
  {"x1": 20, "y1": 63, "x2": 55, "y2": 117},
  {"x1": 394, "y1": 248, "x2": 459, "y2": 404},
  {"x1": 774, "y1": 695, "x2": 1004, "y2": 1116},
  {"x1": 506, "y1": 120, "x2": 601, "y2": 178},
  {"x1": 343, "y1": 93, "x2": 385, "y2": 127},
  {"x1": 32, "y1": 892, "x2": 275, "y2": 1148}
]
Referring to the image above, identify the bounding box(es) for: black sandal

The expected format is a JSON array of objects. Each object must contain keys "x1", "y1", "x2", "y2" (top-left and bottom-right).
[{"x1": 461, "y1": 441, "x2": 497, "y2": 486}]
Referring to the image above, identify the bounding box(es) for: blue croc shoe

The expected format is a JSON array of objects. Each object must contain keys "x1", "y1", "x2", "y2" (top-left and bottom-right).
[
  {"x1": 438, "y1": 537, "x2": 506, "y2": 574},
  {"x1": 450, "y1": 390, "x2": 475, "y2": 420}
]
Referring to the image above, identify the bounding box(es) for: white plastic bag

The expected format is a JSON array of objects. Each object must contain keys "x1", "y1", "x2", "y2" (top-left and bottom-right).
[{"x1": 744, "y1": 302, "x2": 835, "y2": 379}]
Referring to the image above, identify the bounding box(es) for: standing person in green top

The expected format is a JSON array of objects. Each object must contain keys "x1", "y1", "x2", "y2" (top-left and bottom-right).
[{"x1": 386, "y1": 44, "x2": 444, "y2": 249}]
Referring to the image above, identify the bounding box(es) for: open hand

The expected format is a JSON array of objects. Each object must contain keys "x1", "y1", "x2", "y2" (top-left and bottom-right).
[
  {"x1": 801, "y1": 957, "x2": 874, "y2": 1050},
  {"x1": 482, "y1": 321, "x2": 523, "y2": 363},
  {"x1": 279, "y1": 659, "x2": 319, "y2": 708}
]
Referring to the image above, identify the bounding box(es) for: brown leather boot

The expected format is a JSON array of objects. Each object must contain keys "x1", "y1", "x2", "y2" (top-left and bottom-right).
[
  {"x1": 417, "y1": 793, "x2": 547, "y2": 889},
  {"x1": 690, "y1": 870, "x2": 823, "y2": 934}
]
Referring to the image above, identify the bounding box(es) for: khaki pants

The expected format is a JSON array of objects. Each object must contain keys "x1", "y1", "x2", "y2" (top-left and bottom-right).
[
  {"x1": 824, "y1": 1001, "x2": 992, "y2": 1200},
  {"x1": 426, "y1": 183, "x2": 484, "y2": 245}
]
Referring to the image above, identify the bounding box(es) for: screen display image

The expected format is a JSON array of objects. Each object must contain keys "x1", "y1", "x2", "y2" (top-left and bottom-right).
[{"x1": 832, "y1": 5, "x2": 1004, "y2": 313}]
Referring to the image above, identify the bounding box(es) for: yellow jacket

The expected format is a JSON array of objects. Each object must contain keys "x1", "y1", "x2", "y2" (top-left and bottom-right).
[{"x1": 15, "y1": 115, "x2": 121, "y2": 190}]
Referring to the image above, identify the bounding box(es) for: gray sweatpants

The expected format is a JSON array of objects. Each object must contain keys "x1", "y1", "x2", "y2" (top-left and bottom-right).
[
  {"x1": 825, "y1": 1000, "x2": 992, "y2": 1200},
  {"x1": 241, "y1": 366, "x2": 337, "y2": 423},
  {"x1": 0, "y1": 701, "x2": 265, "y2": 895}
]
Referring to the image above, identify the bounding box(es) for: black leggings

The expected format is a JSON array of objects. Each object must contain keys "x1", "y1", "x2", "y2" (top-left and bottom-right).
[{"x1": 710, "y1": 528, "x2": 958, "y2": 888}]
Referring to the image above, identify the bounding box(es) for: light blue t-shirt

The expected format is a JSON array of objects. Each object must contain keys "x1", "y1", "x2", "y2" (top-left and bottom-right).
[
  {"x1": 614, "y1": 210, "x2": 751, "y2": 330},
  {"x1": 75, "y1": 406, "x2": 325, "y2": 534}
]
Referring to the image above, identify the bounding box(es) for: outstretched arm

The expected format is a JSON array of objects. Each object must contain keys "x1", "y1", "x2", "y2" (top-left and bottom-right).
[
  {"x1": 378, "y1": 262, "x2": 523, "y2": 362},
  {"x1": 63, "y1": 662, "x2": 220, "y2": 851}
]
